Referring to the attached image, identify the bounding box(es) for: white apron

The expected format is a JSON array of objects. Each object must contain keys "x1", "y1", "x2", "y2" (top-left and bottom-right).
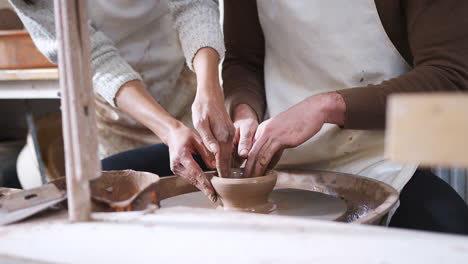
[
  {"x1": 257, "y1": 0, "x2": 417, "y2": 193},
  {"x1": 88, "y1": 0, "x2": 196, "y2": 158}
]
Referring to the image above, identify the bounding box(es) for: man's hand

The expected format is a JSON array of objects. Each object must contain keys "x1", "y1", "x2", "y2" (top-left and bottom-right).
[
  {"x1": 244, "y1": 92, "x2": 346, "y2": 178},
  {"x1": 192, "y1": 48, "x2": 235, "y2": 178},
  {"x1": 231, "y1": 104, "x2": 259, "y2": 167},
  {"x1": 166, "y1": 122, "x2": 217, "y2": 202}
]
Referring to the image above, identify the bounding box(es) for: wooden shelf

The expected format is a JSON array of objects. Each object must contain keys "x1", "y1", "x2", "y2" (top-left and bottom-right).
[
  {"x1": 0, "y1": 68, "x2": 59, "y2": 99},
  {"x1": 0, "y1": 68, "x2": 58, "y2": 80}
]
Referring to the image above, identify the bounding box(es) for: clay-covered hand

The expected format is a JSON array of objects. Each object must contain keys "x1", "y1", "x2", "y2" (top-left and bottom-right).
[
  {"x1": 231, "y1": 104, "x2": 259, "y2": 166},
  {"x1": 244, "y1": 92, "x2": 346, "y2": 178},
  {"x1": 166, "y1": 122, "x2": 218, "y2": 202},
  {"x1": 114, "y1": 80, "x2": 217, "y2": 201},
  {"x1": 192, "y1": 88, "x2": 235, "y2": 178},
  {"x1": 192, "y1": 48, "x2": 235, "y2": 178}
]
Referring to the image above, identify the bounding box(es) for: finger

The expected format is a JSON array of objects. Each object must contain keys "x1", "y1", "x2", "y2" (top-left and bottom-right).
[
  {"x1": 193, "y1": 135, "x2": 216, "y2": 169},
  {"x1": 214, "y1": 124, "x2": 235, "y2": 163},
  {"x1": 231, "y1": 145, "x2": 244, "y2": 168},
  {"x1": 233, "y1": 126, "x2": 240, "y2": 145},
  {"x1": 231, "y1": 128, "x2": 246, "y2": 169},
  {"x1": 211, "y1": 118, "x2": 235, "y2": 178},
  {"x1": 244, "y1": 134, "x2": 268, "y2": 178},
  {"x1": 196, "y1": 119, "x2": 219, "y2": 154},
  {"x1": 216, "y1": 140, "x2": 233, "y2": 178},
  {"x1": 180, "y1": 156, "x2": 217, "y2": 202},
  {"x1": 251, "y1": 139, "x2": 280, "y2": 178},
  {"x1": 237, "y1": 123, "x2": 256, "y2": 158}
]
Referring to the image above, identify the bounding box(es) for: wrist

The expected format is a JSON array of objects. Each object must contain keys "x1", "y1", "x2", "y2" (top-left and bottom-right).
[
  {"x1": 314, "y1": 92, "x2": 346, "y2": 126},
  {"x1": 233, "y1": 104, "x2": 259, "y2": 122},
  {"x1": 193, "y1": 47, "x2": 220, "y2": 88},
  {"x1": 195, "y1": 81, "x2": 224, "y2": 104},
  {"x1": 151, "y1": 118, "x2": 183, "y2": 145},
  {"x1": 196, "y1": 81, "x2": 222, "y2": 97}
]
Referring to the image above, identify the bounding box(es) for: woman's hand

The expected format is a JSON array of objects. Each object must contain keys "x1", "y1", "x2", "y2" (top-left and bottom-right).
[
  {"x1": 115, "y1": 80, "x2": 217, "y2": 202},
  {"x1": 165, "y1": 122, "x2": 217, "y2": 202},
  {"x1": 192, "y1": 89, "x2": 235, "y2": 178},
  {"x1": 192, "y1": 48, "x2": 235, "y2": 178},
  {"x1": 244, "y1": 92, "x2": 346, "y2": 178}
]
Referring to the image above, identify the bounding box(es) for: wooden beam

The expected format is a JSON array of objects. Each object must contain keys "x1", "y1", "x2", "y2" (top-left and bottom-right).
[
  {"x1": 54, "y1": 0, "x2": 101, "y2": 221},
  {"x1": 386, "y1": 93, "x2": 468, "y2": 168}
]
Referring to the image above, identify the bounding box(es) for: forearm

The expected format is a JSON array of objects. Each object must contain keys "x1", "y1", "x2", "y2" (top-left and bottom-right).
[
  {"x1": 222, "y1": 0, "x2": 266, "y2": 122},
  {"x1": 223, "y1": 61, "x2": 265, "y2": 122},
  {"x1": 306, "y1": 92, "x2": 346, "y2": 127},
  {"x1": 193, "y1": 47, "x2": 222, "y2": 97},
  {"x1": 337, "y1": 66, "x2": 468, "y2": 130},
  {"x1": 338, "y1": 0, "x2": 468, "y2": 130},
  {"x1": 115, "y1": 80, "x2": 180, "y2": 144}
]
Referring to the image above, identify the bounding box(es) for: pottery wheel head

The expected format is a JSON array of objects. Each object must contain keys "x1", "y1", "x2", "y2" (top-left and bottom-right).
[{"x1": 211, "y1": 170, "x2": 277, "y2": 212}]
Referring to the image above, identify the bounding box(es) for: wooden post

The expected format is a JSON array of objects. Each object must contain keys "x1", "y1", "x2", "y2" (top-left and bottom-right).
[{"x1": 54, "y1": 0, "x2": 101, "y2": 222}]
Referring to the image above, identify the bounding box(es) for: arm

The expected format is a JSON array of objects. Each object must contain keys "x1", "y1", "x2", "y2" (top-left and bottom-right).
[
  {"x1": 244, "y1": 0, "x2": 468, "y2": 177},
  {"x1": 10, "y1": 0, "x2": 217, "y2": 200},
  {"x1": 115, "y1": 81, "x2": 217, "y2": 201},
  {"x1": 337, "y1": 0, "x2": 468, "y2": 129},
  {"x1": 222, "y1": 0, "x2": 266, "y2": 122},
  {"x1": 169, "y1": 0, "x2": 235, "y2": 177},
  {"x1": 222, "y1": 0, "x2": 267, "y2": 159}
]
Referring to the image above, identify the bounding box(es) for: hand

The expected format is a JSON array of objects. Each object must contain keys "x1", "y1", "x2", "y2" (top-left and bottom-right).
[
  {"x1": 244, "y1": 92, "x2": 346, "y2": 178},
  {"x1": 231, "y1": 104, "x2": 259, "y2": 167},
  {"x1": 192, "y1": 48, "x2": 235, "y2": 178},
  {"x1": 166, "y1": 122, "x2": 217, "y2": 202},
  {"x1": 114, "y1": 80, "x2": 217, "y2": 201},
  {"x1": 192, "y1": 86, "x2": 235, "y2": 178}
]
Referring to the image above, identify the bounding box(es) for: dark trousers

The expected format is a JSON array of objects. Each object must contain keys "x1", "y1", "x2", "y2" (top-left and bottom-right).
[
  {"x1": 389, "y1": 169, "x2": 468, "y2": 234},
  {"x1": 102, "y1": 143, "x2": 468, "y2": 235}
]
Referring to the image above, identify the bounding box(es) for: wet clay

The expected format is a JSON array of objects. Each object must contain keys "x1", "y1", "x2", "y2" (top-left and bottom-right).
[
  {"x1": 210, "y1": 171, "x2": 277, "y2": 213},
  {"x1": 160, "y1": 188, "x2": 347, "y2": 221}
]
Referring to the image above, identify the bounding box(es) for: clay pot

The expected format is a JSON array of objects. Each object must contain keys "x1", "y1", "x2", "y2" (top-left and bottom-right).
[{"x1": 211, "y1": 169, "x2": 277, "y2": 213}]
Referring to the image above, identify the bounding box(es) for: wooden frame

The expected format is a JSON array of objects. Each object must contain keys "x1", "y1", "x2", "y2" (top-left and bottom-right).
[{"x1": 53, "y1": 0, "x2": 101, "y2": 221}]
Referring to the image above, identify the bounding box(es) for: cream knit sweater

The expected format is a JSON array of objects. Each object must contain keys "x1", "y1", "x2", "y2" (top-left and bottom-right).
[{"x1": 8, "y1": 0, "x2": 224, "y2": 107}]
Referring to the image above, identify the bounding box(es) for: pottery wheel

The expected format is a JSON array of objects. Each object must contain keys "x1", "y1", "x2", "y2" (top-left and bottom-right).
[{"x1": 160, "y1": 188, "x2": 347, "y2": 221}]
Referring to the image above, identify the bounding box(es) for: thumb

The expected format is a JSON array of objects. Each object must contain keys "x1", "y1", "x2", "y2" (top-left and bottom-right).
[
  {"x1": 237, "y1": 123, "x2": 256, "y2": 158},
  {"x1": 198, "y1": 121, "x2": 220, "y2": 154}
]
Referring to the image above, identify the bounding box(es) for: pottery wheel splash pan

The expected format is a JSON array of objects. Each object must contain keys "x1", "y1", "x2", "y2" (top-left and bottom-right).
[
  {"x1": 158, "y1": 170, "x2": 399, "y2": 225},
  {"x1": 30, "y1": 169, "x2": 397, "y2": 224}
]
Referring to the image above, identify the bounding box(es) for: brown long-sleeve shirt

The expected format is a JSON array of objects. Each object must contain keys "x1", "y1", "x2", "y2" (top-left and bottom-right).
[{"x1": 223, "y1": 0, "x2": 468, "y2": 129}]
